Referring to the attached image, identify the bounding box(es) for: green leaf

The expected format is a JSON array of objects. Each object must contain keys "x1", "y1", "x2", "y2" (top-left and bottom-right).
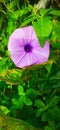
[
  {"x1": 38, "y1": 36, "x2": 47, "y2": 47},
  {"x1": 12, "y1": 96, "x2": 24, "y2": 109},
  {"x1": 48, "y1": 120, "x2": 55, "y2": 130},
  {"x1": 52, "y1": 81, "x2": 60, "y2": 88},
  {"x1": 36, "y1": 108, "x2": 45, "y2": 117},
  {"x1": 20, "y1": 14, "x2": 39, "y2": 27},
  {"x1": 40, "y1": 8, "x2": 50, "y2": 16},
  {"x1": 0, "y1": 106, "x2": 10, "y2": 115},
  {"x1": 18, "y1": 85, "x2": 25, "y2": 95},
  {"x1": 47, "y1": 107, "x2": 60, "y2": 121},
  {"x1": 12, "y1": 99, "x2": 19, "y2": 109},
  {"x1": 24, "y1": 96, "x2": 33, "y2": 106},
  {"x1": 45, "y1": 63, "x2": 52, "y2": 73},
  {"x1": 44, "y1": 126, "x2": 52, "y2": 130},
  {"x1": 49, "y1": 71, "x2": 60, "y2": 81},
  {"x1": 48, "y1": 96, "x2": 60, "y2": 108},
  {"x1": 18, "y1": 96, "x2": 24, "y2": 109},
  {"x1": 35, "y1": 99, "x2": 45, "y2": 108},
  {"x1": 10, "y1": 10, "x2": 21, "y2": 20},
  {"x1": 26, "y1": 88, "x2": 37, "y2": 99},
  {"x1": 7, "y1": 19, "x2": 17, "y2": 35},
  {"x1": 49, "y1": 10, "x2": 60, "y2": 17},
  {"x1": 41, "y1": 112, "x2": 47, "y2": 122},
  {"x1": 33, "y1": 17, "x2": 52, "y2": 46},
  {"x1": 55, "y1": 71, "x2": 60, "y2": 79}
]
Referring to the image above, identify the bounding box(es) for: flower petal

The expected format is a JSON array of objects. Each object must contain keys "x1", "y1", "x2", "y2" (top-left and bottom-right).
[
  {"x1": 20, "y1": 26, "x2": 34, "y2": 43},
  {"x1": 16, "y1": 53, "x2": 38, "y2": 68},
  {"x1": 11, "y1": 26, "x2": 33, "y2": 42},
  {"x1": 33, "y1": 41, "x2": 50, "y2": 64},
  {"x1": 10, "y1": 51, "x2": 26, "y2": 66},
  {"x1": 31, "y1": 39, "x2": 41, "y2": 48},
  {"x1": 9, "y1": 28, "x2": 24, "y2": 40},
  {"x1": 8, "y1": 38, "x2": 24, "y2": 52}
]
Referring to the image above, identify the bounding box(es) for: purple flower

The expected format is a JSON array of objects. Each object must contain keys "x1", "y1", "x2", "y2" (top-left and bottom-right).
[{"x1": 8, "y1": 26, "x2": 50, "y2": 68}]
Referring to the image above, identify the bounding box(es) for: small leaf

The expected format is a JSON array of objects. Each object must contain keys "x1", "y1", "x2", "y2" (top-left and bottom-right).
[
  {"x1": 18, "y1": 85, "x2": 25, "y2": 95},
  {"x1": 41, "y1": 112, "x2": 47, "y2": 122},
  {"x1": 40, "y1": 8, "x2": 50, "y2": 16},
  {"x1": 12, "y1": 96, "x2": 24, "y2": 109},
  {"x1": 12, "y1": 99, "x2": 19, "y2": 109},
  {"x1": 44, "y1": 126, "x2": 52, "y2": 130},
  {"x1": 36, "y1": 108, "x2": 45, "y2": 117},
  {"x1": 24, "y1": 96, "x2": 33, "y2": 105},
  {"x1": 45, "y1": 63, "x2": 52, "y2": 73},
  {"x1": 35, "y1": 99, "x2": 45, "y2": 108},
  {"x1": 0, "y1": 106, "x2": 10, "y2": 115},
  {"x1": 48, "y1": 96, "x2": 60, "y2": 108},
  {"x1": 10, "y1": 10, "x2": 21, "y2": 20},
  {"x1": 26, "y1": 88, "x2": 37, "y2": 99},
  {"x1": 18, "y1": 96, "x2": 24, "y2": 109},
  {"x1": 49, "y1": 10, "x2": 60, "y2": 17}
]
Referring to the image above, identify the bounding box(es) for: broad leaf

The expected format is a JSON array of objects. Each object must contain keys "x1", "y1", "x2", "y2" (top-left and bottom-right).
[
  {"x1": 0, "y1": 106, "x2": 10, "y2": 115},
  {"x1": 33, "y1": 17, "x2": 52, "y2": 46},
  {"x1": 48, "y1": 96, "x2": 60, "y2": 108},
  {"x1": 24, "y1": 96, "x2": 33, "y2": 105},
  {"x1": 35, "y1": 99, "x2": 45, "y2": 108},
  {"x1": 36, "y1": 108, "x2": 46, "y2": 117},
  {"x1": 49, "y1": 10, "x2": 60, "y2": 17}
]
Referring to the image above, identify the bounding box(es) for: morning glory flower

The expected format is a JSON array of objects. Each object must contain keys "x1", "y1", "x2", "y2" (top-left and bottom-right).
[{"x1": 8, "y1": 26, "x2": 50, "y2": 68}]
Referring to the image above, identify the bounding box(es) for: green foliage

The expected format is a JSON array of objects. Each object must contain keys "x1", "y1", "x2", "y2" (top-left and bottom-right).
[
  {"x1": 48, "y1": 96, "x2": 60, "y2": 108},
  {"x1": 20, "y1": 14, "x2": 40, "y2": 27},
  {"x1": 44, "y1": 126, "x2": 52, "y2": 130},
  {"x1": 0, "y1": 0, "x2": 60, "y2": 130},
  {"x1": 33, "y1": 17, "x2": 52, "y2": 46},
  {"x1": 0, "y1": 105, "x2": 10, "y2": 115},
  {"x1": 18, "y1": 85, "x2": 25, "y2": 95},
  {"x1": 35, "y1": 99, "x2": 45, "y2": 108},
  {"x1": 12, "y1": 96, "x2": 24, "y2": 109},
  {"x1": 24, "y1": 96, "x2": 33, "y2": 105},
  {"x1": 36, "y1": 108, "x2": 46, "y2": 117},
  {"x1": 48, "y1": 10, "x2": 60, "y2": 17}
]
